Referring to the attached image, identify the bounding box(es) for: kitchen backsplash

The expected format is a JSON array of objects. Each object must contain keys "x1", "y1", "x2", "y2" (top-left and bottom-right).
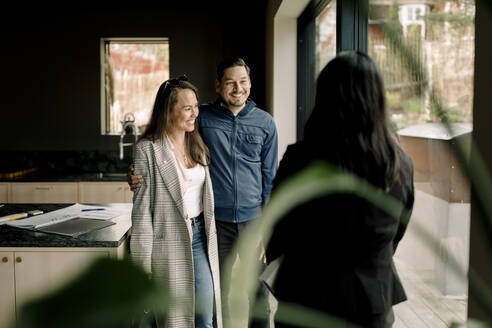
[{"x1": 0, "y1": 150, "x2": 132, "y2": 176}]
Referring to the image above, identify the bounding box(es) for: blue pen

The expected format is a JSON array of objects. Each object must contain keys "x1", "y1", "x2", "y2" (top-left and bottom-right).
[{"x1": 81, "y1": 208, "x2": 105, "y2": 212}]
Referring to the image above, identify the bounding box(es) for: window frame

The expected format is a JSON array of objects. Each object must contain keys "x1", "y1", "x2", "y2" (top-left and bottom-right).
[
  {"x1": 99, "y1": 37, "x2": 169, "y2": 136},
  {"x1": 296, "y1": 0, "x2": 368, "y2": 139}
]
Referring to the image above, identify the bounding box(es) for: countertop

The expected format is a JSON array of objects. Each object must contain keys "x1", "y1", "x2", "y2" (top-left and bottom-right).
[
  {"x1": 0, "y1": 203, "x2": 132, "y2": 248},
  {"x1": 0, "y1": 172, "x2": 128, "y2": 182}
]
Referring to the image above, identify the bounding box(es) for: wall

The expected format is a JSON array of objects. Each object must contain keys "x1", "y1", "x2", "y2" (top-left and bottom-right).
[
  {"x1": 0, "y1": 4, "x2": 266, "y2": 152},
  {"x1": 266, "y1": 0, "x2": 310, "y2": 161},
  {"x1": 265, "y1": 0, "x2": 282, "y2": 115}
]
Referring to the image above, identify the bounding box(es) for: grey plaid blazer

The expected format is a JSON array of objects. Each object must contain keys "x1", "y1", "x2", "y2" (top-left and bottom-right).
[{"x1": 130, "y1": 137, "x2": 222, "y2": 328}]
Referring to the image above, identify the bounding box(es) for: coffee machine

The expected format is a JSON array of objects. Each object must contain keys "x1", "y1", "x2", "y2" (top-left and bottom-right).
[{"x1": 119, "y1": 113, "x2": 139, "y2": 160}]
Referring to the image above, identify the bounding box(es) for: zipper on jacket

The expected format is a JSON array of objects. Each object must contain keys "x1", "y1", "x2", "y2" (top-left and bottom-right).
[{"x1": 231, "y1": 116, "x2": 238, "y2": 223}]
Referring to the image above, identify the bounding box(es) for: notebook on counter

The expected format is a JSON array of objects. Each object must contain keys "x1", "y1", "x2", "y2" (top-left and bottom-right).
[{"x1": 36, "y1": 217, "x2": 116, "y2": 237}]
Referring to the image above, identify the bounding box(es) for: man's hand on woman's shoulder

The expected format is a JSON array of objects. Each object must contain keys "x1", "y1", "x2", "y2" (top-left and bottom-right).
[{"x1": 127, "y1": 164, "x2": 143, "y2": 192}]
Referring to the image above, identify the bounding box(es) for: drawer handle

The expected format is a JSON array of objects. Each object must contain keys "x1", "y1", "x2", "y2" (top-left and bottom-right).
[
  {"x1": 2, "y1": 257, "x2": 8, "y2": 263},
  {"x1": 16, "y1": 257, "x2": 22, "y2": 263},
  {"x1": 35, "y1": 187, "x2": 51, "y2": 191}
]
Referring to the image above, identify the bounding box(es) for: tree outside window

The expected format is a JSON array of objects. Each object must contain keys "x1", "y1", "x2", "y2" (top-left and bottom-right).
[
  {"x1": 368, "y1": 0, "x2": 474, "y2": 130},
  {"x1": 101, "y1": 38, "x2": 169, "y2": 135}
]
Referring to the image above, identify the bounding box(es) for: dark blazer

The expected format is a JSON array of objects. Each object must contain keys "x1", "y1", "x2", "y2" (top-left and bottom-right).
[{"x1": 265, "y1": 141, "x2": 414, "y2": 326}]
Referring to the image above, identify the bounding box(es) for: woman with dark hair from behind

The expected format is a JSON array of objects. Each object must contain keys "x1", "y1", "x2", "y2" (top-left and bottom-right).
[{"x1": 265, "y1": 51, "x2": 415, "y2": 328}]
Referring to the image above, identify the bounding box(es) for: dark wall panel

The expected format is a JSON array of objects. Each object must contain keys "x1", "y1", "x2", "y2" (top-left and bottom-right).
[
  {"x1": 468, "y1": 0, "x2": 492, "y2": 322},
  {"x1": 0, "y1": 5, "x2": 265, "y2": 152}
]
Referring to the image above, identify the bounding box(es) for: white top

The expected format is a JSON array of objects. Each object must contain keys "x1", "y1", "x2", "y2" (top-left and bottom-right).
[
  {"x1": 165, "y1": 136, "x2": 205, "y2": 219},
  {"x1": 179, "y1": 164, "x2": 205, "y2": 219}
]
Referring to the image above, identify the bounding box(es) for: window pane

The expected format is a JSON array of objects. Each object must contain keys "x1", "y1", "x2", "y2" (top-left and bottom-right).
[
  {"x1": 368, "y1": 1, "x2": 474, "y2": 129},
  {"x1": 316, "y1": 1, "x2": 337, "y2": 76},
  {"x1": 368, "y1": 1, "x2": 474, "y2": 325},
  {"x1": 103, "y1": 40, "x2": 169, "y2": 134}
]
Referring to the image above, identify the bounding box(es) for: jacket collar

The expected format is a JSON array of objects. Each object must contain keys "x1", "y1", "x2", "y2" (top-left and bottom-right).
[
  {"x1": 151, "y1": 137, "x2": 186, "y2": 220},
  {"x1": 213, "y1": 97, "x2": 256, "y2": 118}
]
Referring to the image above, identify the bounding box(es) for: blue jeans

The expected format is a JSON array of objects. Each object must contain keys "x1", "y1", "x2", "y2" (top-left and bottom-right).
[
  {"x1": 216, "y1": 219, "x2": 271, "y2": 328},
  {"x1": 192, "y1": 218, "x2": 214, "y2": 328}
]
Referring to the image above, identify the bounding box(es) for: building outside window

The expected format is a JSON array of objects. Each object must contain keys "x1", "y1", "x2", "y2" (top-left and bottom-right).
[{"x1": 101, "y1": 38, "x2": 169, "y2": 135}]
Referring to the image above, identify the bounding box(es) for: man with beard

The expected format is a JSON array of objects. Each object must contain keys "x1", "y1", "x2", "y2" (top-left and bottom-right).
[{"x1": 129, "y1": 57, "x2": 278, "y2": 328}]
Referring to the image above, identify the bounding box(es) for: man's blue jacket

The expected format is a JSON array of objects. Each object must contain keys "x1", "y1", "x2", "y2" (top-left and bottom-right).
[{"x1": 198, "y1": 98, "x2": 278, "y2": 223}]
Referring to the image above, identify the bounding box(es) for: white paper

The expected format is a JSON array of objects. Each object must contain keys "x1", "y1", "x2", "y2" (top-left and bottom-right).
[{"x1": 6, "y1": 203, "x2": 128, "y2": 230}]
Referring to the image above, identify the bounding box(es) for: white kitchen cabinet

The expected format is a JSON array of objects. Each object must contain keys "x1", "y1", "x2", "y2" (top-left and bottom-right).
[
  {"x1": 79, "y1": 182, "x2": 132, "y2": 203},
  {"x1": 10, "y1": 183, "x2": 79, "y2": 204},
  {"x1": 124, "y1": 185, "x2": 134, "y2": 203},
  {"x1": 0, "y1": 244, "x2": 126, "y2": 328},
  {"x1": 1, "y1": 181, "x2": 133, "y2": 204},
  {"x1": 0, "y1": 252, "x2": 15, "y2": 328},
  {"x1": 0, "y1": 183, "x2": 8, "y2": 203}
]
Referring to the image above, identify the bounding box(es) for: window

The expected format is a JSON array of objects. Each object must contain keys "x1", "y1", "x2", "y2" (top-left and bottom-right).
[
  {"x1": 100, "y1": 38, "x2": 169, "y2": 135},
  {"x1": 296, "y1": 0, "x2": 475, "y2": 324},
  {"x1": 297, "y1": 0, "x2": 336, "y2": 139},
  {"x1": 368, "y1": 1, "x2": 474, "y2": 129},
  {"x1": 368, "y1": 0, "x2": 474, "y2": 324},
  {"x1": 315, "y1": 1, "x2": 337, "y2": 75}
]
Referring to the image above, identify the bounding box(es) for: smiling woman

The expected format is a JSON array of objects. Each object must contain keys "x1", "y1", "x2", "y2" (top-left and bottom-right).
[
  {"x1": 130, "y1": 77, "x2": 221, "y2": 328},
  {"x1": 168, "y1": 89, "x2": 200, "y2": 162}
]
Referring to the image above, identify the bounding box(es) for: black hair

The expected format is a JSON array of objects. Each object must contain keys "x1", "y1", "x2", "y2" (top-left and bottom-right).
[
  {"x1": 216, "y1": 56, "x2": 251, "y2": 81},
  {"x1": 304, "y1": 51, "x2": 404, "y2": 189}
]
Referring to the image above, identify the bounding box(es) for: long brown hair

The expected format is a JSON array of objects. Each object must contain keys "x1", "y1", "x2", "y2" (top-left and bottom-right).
[{"x1": 140, "y1": 76, "x2": 210, "y2": 166}]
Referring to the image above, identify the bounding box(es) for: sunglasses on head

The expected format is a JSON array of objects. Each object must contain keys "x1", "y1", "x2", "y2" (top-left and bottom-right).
[{"x1": 163, "y1": 75, "x2": 189, "y2": 89}]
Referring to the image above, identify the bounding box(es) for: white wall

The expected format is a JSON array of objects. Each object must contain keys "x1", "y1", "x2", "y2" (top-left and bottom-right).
[
  {"x1": 267, "y1": 0, "x2": 310, "y2": 161},
  {"x1": 273, "y1": 18, "x2": 298, "y2": 161}
]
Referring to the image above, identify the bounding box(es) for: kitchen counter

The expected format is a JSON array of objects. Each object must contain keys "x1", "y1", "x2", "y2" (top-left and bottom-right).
[
  {"x1": 0, "y1": 172, "x2": 128, "y2": 182},
  {"x1": 0, "y1": 203, "x2": 133, "y2": 328},
  {"x1": 0, "y1": 203, "x2": 132, "y2": 248}
]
